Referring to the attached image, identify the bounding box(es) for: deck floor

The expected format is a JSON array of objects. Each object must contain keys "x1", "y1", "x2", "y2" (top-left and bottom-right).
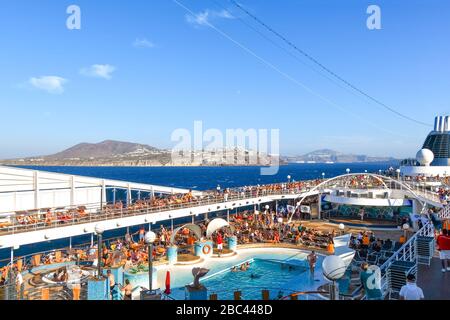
[{"x1": 417, "y1": 256, "x2": 450, "y2": 300}]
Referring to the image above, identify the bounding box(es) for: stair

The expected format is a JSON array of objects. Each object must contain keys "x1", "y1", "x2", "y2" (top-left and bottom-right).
[
  {"x1": 387, "y1": 260, "x2": 417, "y2": 299},
  {"x1": 416, "y1": 236, "x2": 435, "y2": 266}
]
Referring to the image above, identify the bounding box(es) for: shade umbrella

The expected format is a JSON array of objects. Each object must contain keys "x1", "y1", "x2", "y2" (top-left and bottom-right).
[{"x1": 164, "y1": 271, "x2": 171, "y2": 295}]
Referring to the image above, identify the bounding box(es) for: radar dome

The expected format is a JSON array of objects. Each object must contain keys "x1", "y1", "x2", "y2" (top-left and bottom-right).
[{"x1": 416, "y1": 148, "x2": 434, "y2": 166}]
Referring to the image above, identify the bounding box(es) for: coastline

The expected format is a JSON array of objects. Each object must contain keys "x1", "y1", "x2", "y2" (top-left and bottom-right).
[{"x1": 0, "y1": 162, "x2": 289, "y2": 168}]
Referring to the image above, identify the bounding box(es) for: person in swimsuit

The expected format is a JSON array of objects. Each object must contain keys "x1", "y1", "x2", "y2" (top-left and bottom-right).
[
  {"x1": 121, "y1": 279, "x2": 133, "y2": 300},
  {"x1": 107, "y1": 270, "x2": 116, "y2": 300},
  {"x1": 307, "y1": 251, "x2": 317, "y2": 276}
]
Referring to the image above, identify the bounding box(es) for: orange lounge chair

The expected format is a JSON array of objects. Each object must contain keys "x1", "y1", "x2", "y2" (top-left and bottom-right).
[
  {"x1": 32, "y1": 254, "x2": 41, "y2": 267},
  {"x1": 16, "y1": 259, "x2": 23, "y2": 272},
  {"x1": 54, "y1": 251, "x2": 62, "y2": 263}
]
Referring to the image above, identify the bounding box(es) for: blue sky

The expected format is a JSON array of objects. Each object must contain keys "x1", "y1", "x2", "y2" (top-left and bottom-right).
[{"x1": 0, "y1": 0, "x2": 449, "y2": 158}]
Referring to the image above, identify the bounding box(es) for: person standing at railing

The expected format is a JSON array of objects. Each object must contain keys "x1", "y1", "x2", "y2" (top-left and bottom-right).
[
  {"x1": 436, "y1": 229, "x2": 450, "y2": 273},
  {"x1": 138, "y1": 227, "x2": 145, "y2": 243},
  {"x1": 13, "y1": 267, "x2": 24, "y2": 300},
  {"x1": 107, "y1": 270, "x2": 116, "y2": 300}
]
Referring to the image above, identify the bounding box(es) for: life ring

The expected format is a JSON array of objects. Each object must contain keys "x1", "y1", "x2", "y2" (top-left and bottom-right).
[{"x1": 202, "y1": 244, "x2": 212, "y2": 255}]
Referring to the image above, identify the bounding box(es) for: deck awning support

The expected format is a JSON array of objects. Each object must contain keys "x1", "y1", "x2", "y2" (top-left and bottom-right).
[
  {"x1": 70, "y1": 176, "x2": 75, "y2": 207},
  {"x1": 101, "y1": 180, "x2": 106, "y2": 209},
  {"x1": 33, "y1": 171, "x2": 39, "y2": 210},
  {"x1": 127, "y1": 184, "x2": 132, "y2": 206}
]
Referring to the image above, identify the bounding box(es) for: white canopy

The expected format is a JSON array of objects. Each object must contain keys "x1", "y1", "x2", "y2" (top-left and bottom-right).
[
  {"x1": 206, "y1": 218, "x2": 234, "y2": 238},
  {"x1": 170, "y1": 223, "x2": 202, "y2": 244}
]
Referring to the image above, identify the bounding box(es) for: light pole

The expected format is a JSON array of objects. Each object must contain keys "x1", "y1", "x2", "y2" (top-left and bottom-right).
[
  {"x1": 145, "y1": 231, "x2": 157, "y2": 292},
  {"x1": 321, "y1": 172, "x2": 325, "y2": 180},
  {"x1": 216, "y1": 185, "x2": 221, "y2": 200},
  {"x1": 95, "y1": 224, "x2": 105, "y2": 280},
  {"x1": 287, "y1": 175, "x2": 291, "y2": 183},
  {"x1": 265, "y1": 204, "x2": 271, "y2": 226},
  {"x1": 402, "y1": 223, "x2": 409, "y2": 241},
  {"x1": 346, "y1": 168, "x2": 350, "y2": 175},
  {"x1": 396, "y1": 169, "x2": 401, "y2": 181},
  {"x1": 277, "y1": 217, "x2": 283, "y2": 238},
  {"x1": 322, "y1": 256, "x2": 346, "y2": 300},
  {"x1": 339, "y1": 223, "x2": 345, "y2": 236}
]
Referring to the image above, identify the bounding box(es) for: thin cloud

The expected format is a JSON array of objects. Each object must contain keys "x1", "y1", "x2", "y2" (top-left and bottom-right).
[
  {"x1": 29, "y1": 76, "x2": 67, "y2": 94},
  {"x1": 80, "y1": 64, "x2": 116, "y2": 80},
  {"x1": 133, "y1": 38, "x2": 156, "y2": 48},
  {"x1": 185, "y1": 9, "x2": 235, "y2": 27}
]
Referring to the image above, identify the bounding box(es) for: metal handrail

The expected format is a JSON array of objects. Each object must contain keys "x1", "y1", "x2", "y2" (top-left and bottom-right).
[
  {"x1": 437, "y1": 205, "x2": 450, "y2": 219},
  {"x1": 357, "y1": 219, "x2": 436, "y2": 299}
]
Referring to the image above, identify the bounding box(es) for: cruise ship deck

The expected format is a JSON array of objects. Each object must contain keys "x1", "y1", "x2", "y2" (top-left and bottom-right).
[{"x1": 0, "y1": 165, "x2": 448, "y2": 301}]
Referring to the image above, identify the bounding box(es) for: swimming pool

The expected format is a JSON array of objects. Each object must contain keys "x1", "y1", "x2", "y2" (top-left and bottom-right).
[{"x1": 157, "y1": 248, "x2": 326, "y2": 300}]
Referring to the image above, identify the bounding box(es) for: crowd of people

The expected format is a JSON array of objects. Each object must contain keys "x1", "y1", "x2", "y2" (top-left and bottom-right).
[{"x1": 230, "y1": 210, "x2": 335, "y2": 253}]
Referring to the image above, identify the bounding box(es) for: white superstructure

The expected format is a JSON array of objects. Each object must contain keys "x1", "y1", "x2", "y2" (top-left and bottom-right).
[{"x1": 401, "y1": 115, "x2": 450, "y2": 176}]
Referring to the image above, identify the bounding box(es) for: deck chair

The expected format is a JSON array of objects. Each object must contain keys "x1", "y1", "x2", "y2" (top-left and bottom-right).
[
  {"x1": 358, "y1": 249, "x2": 368, "y2": 259},
  {"x1": 31, "y1": 254, "x2": 41, "y2": 267},
  {"x1": 352, "y1": 251, "x2": 366, "y2": 266},
  {"x1": 393, "y1": 242, "x2": 403, "y2": 252},
  {"x1": 15, "y1": 259, "x2": 23, "y2": 272},
  {"x1": 381, "y1": 242, "x2": 393, "y2": 251},
  {"x1": 54, "y1": 251, "x2": 62, "y2": 263},
  {"x1": 377, "y1": 257, "x2": 388, "y2": 266},
  {"x1": 367, "y1": 254, "x2": 378, "y2": 265}
]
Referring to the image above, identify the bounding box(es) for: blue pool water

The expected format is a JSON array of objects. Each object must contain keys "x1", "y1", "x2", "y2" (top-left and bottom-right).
[
  {"x1": 200, "y1": 259, "x2": 311, "y2": 300},
  {"x1": 161, "y1": 248, "x2": 326, "y2": 300}
]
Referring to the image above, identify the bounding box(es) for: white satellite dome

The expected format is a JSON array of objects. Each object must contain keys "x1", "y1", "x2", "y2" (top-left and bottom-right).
[{"x1": 416, "y1": 148, "x2": 434, "y2": 166}]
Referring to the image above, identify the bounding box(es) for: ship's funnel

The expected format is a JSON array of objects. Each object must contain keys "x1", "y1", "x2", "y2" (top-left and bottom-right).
[
  {"x1": 434, "y1": 116, "x2": 441, "y2": 132},
  {"x1": 445, "y1": 116, "x2": 450, "y2": 132},
  {"x1": 434, "y1": 116, "x2": 447, "y2": 132}
]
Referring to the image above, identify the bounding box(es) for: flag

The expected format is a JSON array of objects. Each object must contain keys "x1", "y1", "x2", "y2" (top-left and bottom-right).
[
  {"x1": 300, "y1": 205, "x2": 311, "y2": 213},
  {"x1": 287, "y1": 205, "x2": 295, "y2": 213}
]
